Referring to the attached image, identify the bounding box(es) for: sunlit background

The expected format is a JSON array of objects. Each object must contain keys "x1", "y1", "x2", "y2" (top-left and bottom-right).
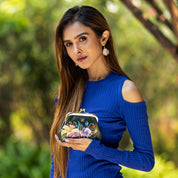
[{"x1": 0, "y1": 0, "x2": 178, "y2": 177}]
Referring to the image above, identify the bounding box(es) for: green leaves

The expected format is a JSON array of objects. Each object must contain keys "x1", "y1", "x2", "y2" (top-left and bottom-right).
[{"x1": 0, "y1": 140, "x2": 51, "y2": 178}]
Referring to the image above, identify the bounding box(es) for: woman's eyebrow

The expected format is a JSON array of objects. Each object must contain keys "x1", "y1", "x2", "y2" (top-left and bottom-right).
[
  {"x1": 74, "y1": 32, "x2": 89, "y2": 39},
  {"x1": 63, "y1": 32, "x2": 89, "y2": 43}
]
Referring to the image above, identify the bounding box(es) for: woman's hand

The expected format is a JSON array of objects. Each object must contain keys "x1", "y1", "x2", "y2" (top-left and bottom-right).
[{"x1": 55, "y1": 134, "x2": 92, "y2": 151}]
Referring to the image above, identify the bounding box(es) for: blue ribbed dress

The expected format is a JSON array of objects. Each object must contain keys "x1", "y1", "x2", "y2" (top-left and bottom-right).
[{"x1": 50, "y1": 72, "x2": 154, "y2": 178}]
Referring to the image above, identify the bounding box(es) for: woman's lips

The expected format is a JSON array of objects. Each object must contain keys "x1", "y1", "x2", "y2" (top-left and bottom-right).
[{"x1": 77, "y1": 56, "x2": 87, "y2": 62}]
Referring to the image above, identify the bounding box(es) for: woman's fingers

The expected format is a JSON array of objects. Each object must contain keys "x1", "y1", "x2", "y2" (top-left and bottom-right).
[
  {"x1": 65, "y1": 138, "x2": 83, "y2": 144},
  {"x1": 55, "y1": 134, "x2": 70, "y2": 147},
  {"x1": 55, "y1": 134, "x2": 92, "y2": 151}
]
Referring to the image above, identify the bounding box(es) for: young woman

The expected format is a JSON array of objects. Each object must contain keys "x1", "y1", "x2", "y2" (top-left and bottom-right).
[{"x1": 50, "y1": 5, "x2": 155, "y2": 178}]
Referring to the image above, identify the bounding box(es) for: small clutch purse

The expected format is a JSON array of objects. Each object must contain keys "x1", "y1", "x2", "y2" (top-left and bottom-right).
[{"x1": 58, "y1": 109, "x2": 102, "y2": 142}]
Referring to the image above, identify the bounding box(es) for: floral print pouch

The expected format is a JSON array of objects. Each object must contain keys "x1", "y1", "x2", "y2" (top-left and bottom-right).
[{"x1": 58, "y1": 109, "x2": 102, "y2": 142}]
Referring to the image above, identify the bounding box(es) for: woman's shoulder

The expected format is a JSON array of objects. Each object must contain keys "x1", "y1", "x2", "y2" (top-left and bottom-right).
[
  {"x1": 122, "y1": 80, "x2": 144, "y2": 103},
  {"x1": 103, "y1": 72, "x2": 144, "y2": 103}
]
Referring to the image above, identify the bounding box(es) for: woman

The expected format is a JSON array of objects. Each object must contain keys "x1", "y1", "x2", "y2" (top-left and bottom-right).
[{"x1": 50, "y1": 5, "x2": 155, "y2": 178}]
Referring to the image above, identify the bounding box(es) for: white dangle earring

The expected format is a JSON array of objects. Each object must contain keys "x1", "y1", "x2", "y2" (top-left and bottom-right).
[{"x1": 103, "y1": 46, "x2": 109, "y2": 56}]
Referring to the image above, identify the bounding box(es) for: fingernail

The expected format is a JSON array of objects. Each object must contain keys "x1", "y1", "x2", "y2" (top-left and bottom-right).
[
  {"x1": 55, "y1": 134, "x2": 58, "y2": 140},
  {"x1": 65, "y1": 139, "x2": 69, "y2": 143}
]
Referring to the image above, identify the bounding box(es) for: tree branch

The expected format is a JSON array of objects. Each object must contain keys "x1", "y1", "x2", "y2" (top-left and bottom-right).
[
  {"x1": 163, "y1": 0, "x2": 178, "y2": 38},
  {"x1": 120, "y1": 0, "x2": 178, "y2": 62},
  {"x1": 145, "y1": 0, "x2": 173, "y2": 32}
]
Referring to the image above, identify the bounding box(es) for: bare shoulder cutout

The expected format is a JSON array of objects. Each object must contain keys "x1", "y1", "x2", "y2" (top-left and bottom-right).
[{"x1": 122, "y1": 80, "x2": 144, "y2": 103}]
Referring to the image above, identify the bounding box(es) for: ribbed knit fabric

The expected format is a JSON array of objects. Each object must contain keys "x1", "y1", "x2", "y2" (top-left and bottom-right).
[{"x1": 50, "y1": 72, "x2": 154, "y2": 178}]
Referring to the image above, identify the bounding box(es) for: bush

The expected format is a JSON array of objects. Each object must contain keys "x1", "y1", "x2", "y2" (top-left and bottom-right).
[
  {"x1": 0, "y1": 140, "x2": 51, "y2": 178},
  {"x1": 121, "y1": 155, "x2": 178, "y2": 178},
  {"x1": 1, "y1": 139, "x2": 178, "y2": 178}
]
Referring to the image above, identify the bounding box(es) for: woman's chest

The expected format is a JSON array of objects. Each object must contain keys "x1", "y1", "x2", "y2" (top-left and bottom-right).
[{"x1": 81, "y1": 87, "x2": 125, "y2": 147}]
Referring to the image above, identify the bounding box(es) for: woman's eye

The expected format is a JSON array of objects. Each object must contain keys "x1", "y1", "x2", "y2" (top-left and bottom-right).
[
  {"x1": 79, "y1": 36, "x2": 87, "y2": 42},
  {"x1": 65, "y1": 42, "x2": 72, "y2": 47}
]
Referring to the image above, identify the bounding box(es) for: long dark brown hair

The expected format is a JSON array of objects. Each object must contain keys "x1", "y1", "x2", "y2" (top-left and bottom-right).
[{"x1": 50, "y1": 5, "x2": 129, "y2": 178}]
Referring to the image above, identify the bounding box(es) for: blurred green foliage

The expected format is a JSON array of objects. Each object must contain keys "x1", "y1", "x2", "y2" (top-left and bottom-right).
[
  {"x1": 0, "y1": 140, "x2": 178, "y2": 178},
  {"x1": 0, "y1": 0, "x2": 178, "y2": 177},
  {"x1": 122, "y1": 155, "x2": 178, "y2": 178},
  {"x1": 0, "y1": 140, "x2": 50, "y2": 178}
]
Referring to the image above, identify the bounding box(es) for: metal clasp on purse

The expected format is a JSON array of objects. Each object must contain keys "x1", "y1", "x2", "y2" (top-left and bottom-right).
[{"x1": 79, "y1": 108, "x2": 86, "y2": 113}]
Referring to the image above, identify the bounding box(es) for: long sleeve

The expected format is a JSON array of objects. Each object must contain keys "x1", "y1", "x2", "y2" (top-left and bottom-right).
[
  {"x1": 50, "y1": 154, "x2": 54, "y2": 178},
  {"x1": 50, "y1": 98, "x2": 57, "y2": 178},
  {"x1": 85, "y1": 101, "x2": 155, "y2": 172}
]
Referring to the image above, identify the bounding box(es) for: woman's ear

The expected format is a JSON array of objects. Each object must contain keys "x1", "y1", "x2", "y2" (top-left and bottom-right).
[{"x1": 100, "y1": 30, "x2": 110, "y2": 46}]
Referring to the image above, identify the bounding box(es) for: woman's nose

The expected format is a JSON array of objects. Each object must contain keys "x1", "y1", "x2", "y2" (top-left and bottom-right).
[{"x1": 73, "y1": 44, "x2": 81, "y2": 54}]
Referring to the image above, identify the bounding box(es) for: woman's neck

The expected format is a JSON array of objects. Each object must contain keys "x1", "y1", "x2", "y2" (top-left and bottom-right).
[{"x1": 87, "y1": 65, "x2": 110, "y2": 81}]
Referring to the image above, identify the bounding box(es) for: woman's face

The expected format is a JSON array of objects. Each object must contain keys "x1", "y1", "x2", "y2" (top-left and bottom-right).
[{"x1": 62, "y1": 21, "x2": 105, "y2": 71}]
